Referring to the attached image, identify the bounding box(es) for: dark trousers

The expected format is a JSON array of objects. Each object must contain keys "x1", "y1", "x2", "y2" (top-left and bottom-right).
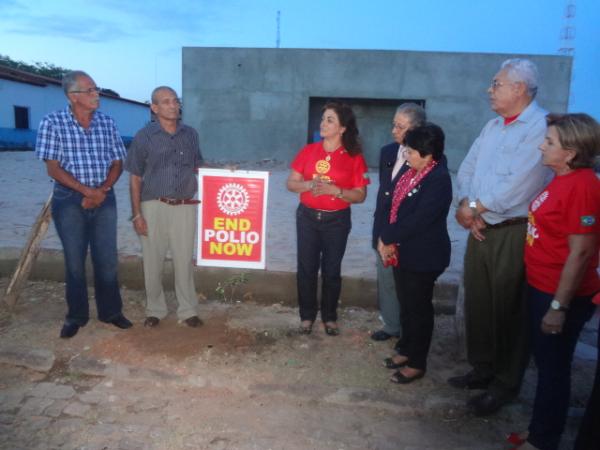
[
  {"x1": 464, "y1": 223, "x2": 529, "y2": 397},
  {"x1": 51, "y1": 183, "x2": 123, "y2": 325},
  {"x1": 574, "y1": 315, "x2": 600, "y2": 450},
  {"x1": 392, "y1": 268, "x2": 442, "y2": 371},
  {"x1": 527, "y1": 285, "x2": 595, "y2": 450},
  {"x1": 296, "y1": 204, "x2": 351, "y2": 323}
]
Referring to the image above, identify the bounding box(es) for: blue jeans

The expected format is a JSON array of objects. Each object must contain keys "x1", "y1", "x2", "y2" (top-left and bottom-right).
[
  {"x1": 51, "y1": 183, "x2": 123, "y2": 325},
  {"x1": 296, "y1": 204, "x2": 351, "y2": 323},
  {"x1": 527, "y1": 284, "x2": 595, "y2": 450}
]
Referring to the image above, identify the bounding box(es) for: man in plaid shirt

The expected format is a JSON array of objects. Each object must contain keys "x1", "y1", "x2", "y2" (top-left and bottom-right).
[{"x1": 35, "y1": 70, "x2": 133, "y2": 338}]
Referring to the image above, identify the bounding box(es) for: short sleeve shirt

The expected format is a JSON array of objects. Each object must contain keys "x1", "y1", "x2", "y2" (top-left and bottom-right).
[
  {"x1": 125, "y1": 122, "x2": 203, "y2": 201},
  {"x1": 35, "y1": 108, "x2": 126, "y2": 187},
  {"x1": 291, "y1": 141, "x2": 370, "y2": 211},
  {"x1": 525, "y1": 169, "x2": 600, "y2": 295}
]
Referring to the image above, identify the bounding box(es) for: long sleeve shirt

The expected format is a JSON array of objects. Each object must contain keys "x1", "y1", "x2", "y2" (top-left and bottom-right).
[{"x1": 456, "y1": 100, "x2": 552, "y2": 225}]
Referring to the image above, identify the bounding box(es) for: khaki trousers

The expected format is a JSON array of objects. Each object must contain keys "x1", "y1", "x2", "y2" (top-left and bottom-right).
[
  {"x1": 464, "y1": 222, "x2": 529, "y2": 397},
  {"x1": 140, "y1": 200, "x2": 197, "y2": 320}
]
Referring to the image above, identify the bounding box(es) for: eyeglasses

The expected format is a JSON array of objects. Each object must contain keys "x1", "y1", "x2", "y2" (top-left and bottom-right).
[
  {"x1": 69, "y1": 87, "x2": 101, "y2": 94},
  {"x1": 156, "y1": 98, "x2": 182, "y2": 106},
  {"x1": 489, "y1": 79, "x2": 518, "y2": 90}
]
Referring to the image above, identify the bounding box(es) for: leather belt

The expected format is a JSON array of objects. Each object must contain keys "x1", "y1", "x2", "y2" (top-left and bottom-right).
[
  {"x1": 158, "y1": 197, "x2": 200, "y2": 205},
  {"x1": 484, "y1": 217, "x2": 528, "y2": 229},
  {"x1": 298, "y1": 203, "x2": 349, "y2": 222}
]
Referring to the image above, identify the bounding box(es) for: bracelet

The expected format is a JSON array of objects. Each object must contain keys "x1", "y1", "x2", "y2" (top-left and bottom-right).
[
  {"x1": 336, "y1": 188, "x2": 344, "y2": 199},
  {"x1": 129, "y1": 213, "x2": 142, "y2": 222}
]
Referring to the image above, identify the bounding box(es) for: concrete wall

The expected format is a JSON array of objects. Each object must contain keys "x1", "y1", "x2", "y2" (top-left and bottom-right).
[
  {"x1": 0, "y1": 78, "x2": 150, "y2": 146},
  {"x1": 182, "y1": 48, "x2": 571, "y2": 170},
  {"x1": 0, "y1": 248, "x2": 458, "y2": 313}
]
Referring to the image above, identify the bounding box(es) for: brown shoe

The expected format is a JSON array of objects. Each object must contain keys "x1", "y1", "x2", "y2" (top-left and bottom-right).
[
  {"x1": 184, "y1": 316, "x2": 203, "y2": 328},
  {"x1": 144, "y1": 316, "x2": 160, "y2": 327}
]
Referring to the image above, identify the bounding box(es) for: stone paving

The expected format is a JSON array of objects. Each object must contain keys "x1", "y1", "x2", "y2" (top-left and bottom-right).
[{"x1": 0, "y1": 280, "x2": 597, "y2": 450}]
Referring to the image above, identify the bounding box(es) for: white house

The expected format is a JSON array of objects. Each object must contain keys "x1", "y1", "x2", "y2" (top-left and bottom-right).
[{"x1": 0, "y1": 65, "x2": 150, "y2": 149}]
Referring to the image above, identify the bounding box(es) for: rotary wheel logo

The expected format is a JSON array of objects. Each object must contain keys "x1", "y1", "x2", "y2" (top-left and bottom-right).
[{"x1": 217, "y1": 183, "x2": 250, "y2": 216}]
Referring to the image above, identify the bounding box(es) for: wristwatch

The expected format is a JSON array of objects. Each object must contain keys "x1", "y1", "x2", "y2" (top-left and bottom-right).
[
  {"x1": 336, "y1": 188, "x2": 344, "y2": 199},
  {"x1": 468, "y1": 200, "x2": 478, "y2": 216},
  {"x1": 550, "y1": 300, "x2": 569, "y2": 312}
]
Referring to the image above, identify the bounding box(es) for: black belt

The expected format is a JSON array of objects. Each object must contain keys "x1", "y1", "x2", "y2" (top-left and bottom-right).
[
  {"x1": 158, "y1": 197, "x2": 200, "y2": 205},
  {"x1": 484, "y1": 217, "x2": 528, "y2": 229},
  {"x1": 298, "y1": 203, "x2": 349, "y2": 221}
]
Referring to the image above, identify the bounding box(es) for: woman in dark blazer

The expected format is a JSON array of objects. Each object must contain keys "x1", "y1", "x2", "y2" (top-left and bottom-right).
[
  {"x1": 371, "y1": 103, "x2": 426, "y2": 341},
  {"x1": 377, "y1": 123, "x2": 452, "y2": 383}
]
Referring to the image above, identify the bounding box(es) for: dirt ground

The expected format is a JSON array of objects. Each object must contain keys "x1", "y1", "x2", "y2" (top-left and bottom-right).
[{"x1": 0, "y1": 278, "x2": 597, "y2": 450}]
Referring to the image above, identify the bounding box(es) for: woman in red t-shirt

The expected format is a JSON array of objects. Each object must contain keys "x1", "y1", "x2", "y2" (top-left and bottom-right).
[
  {"x1": 286, "y1": 102, "x2": 370, "y2": 335},
  {"x1": 509, "y1": 114, "x2": 600, "y2": 450}
]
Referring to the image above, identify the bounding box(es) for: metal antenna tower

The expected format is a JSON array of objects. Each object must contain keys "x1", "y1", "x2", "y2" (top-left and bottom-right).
[
  {"x1": 559, "y1": 0, "x2": 576, "y2": 56},
  {"x1": 559, "y1": 0, "x2": 576, "y2": 109},
  {"x1": 276, "y1": 11, "x2": 281, "y2": 48}
]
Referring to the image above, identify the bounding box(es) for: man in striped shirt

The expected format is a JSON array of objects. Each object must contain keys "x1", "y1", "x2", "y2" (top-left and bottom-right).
[
  {"x1": 125, "y1": 86, "x2": 204, "y2": 328},
  {"x1": 35, "y1": 70, "x2": 133, "y2": 338}
]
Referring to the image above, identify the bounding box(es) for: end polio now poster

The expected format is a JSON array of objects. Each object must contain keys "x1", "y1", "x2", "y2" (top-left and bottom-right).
[{"x1": 196, "y1": 169, "x2": 269, "y2": 269}]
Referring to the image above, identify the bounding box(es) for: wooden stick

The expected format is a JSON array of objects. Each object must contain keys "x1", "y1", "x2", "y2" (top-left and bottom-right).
[{"x1": 4, "y1": 192, "x2": 53, "y2": 308}]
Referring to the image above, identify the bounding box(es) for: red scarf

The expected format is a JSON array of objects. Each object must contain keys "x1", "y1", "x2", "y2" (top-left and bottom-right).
[{"x1": 389, "y1": 160, "x2": 438, "y2": 224}]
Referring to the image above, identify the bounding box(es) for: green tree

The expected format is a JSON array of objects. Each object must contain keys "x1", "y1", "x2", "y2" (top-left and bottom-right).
[
  {"x1": 0, "y1": 54, "x2": 120, "y2": 97},
  {"x1": 0, "y1": 54, "x2": 69, "y2": 80}
]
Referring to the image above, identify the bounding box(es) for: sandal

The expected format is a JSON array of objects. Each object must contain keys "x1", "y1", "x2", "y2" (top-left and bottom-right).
[
  {"x1": 324, "y1": 322, "x2": 339, "y2": 336},
  {"x1": 383, "y1": 357, "x2": 408, "y2": 369},
  {"x1": 299, "y1": 320, "x2": 314, "y2": 335},
  {"x1": 390, "y1": 369, "x2": 425, "y2": 384}
]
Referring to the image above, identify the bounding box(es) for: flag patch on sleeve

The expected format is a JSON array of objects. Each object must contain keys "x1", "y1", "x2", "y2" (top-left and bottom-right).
[{"x1": 581, "y1": 215, "x2": 596, "y2": 226}]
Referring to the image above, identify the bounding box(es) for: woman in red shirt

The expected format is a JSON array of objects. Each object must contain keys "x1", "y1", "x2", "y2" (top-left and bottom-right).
[
  {"x1": 287, "y1": 102, "x2": 370, "y2": 335},
  {"x1": 510, "y1": 113, "x2": 600, "y2": 450}
]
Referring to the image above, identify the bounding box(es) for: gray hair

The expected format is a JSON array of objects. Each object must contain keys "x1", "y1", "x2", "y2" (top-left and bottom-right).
[
  {"x1": 151, "y1": 86, "x2": 178, "y2": 104},
  {"x1": 62, "y1": 70, "x2": 91, "y2": 95},
  {"x1": 501, "y1": 58, "x2": 539, "y2": 99},
  {"x1": 395, "y1": 102, "x2": 427, "y2": 128}
]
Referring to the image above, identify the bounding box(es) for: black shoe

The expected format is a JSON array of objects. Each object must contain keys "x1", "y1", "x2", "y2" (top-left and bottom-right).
[
  {"x1": 60, "y1": 322, "x2": 80, "y2": 339},
  {"x1": 467, "y1": 391, "x2": 511, "y2": 417},
  {"x1": 108, "y1": 315, "x2": 133, "y2": 329},
  {"x1": 371, "y1": 330, "x2": 394, "y2": 341},
  {"x1": 184, "y1": 316, "x2": 203, "y2": 328},
  {"x1": 144, "y1": 316, "x2": 160, "y2": 328},
  {"x1": 447, "y1": 370, "x2": 493, "y2": 390}
]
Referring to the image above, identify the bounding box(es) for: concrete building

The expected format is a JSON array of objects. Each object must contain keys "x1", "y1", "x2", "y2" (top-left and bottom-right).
[
  {"x1": 182, "y1": 48, "x2": 571, "y2": 170},
  {"x1": 0, "y1": 66, "x2": 150, "y2": 149}
]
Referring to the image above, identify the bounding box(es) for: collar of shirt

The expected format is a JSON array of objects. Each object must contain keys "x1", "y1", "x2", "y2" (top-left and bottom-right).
[
  {"x1": 391, "y1": 144, "x2": 405, "y2": 180},
  {"x1": 497, "y1": 100, "x2": 540, "y2": 127},
  {"x1": 66, "y1": 106, "x2": 98, "y2": 131},
  {"x1": 148, "y1": 120, "x2": 184, "y2": 136},
  {"x1": 503, "y1": 114, "x2": 519, "y2": 125}
]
